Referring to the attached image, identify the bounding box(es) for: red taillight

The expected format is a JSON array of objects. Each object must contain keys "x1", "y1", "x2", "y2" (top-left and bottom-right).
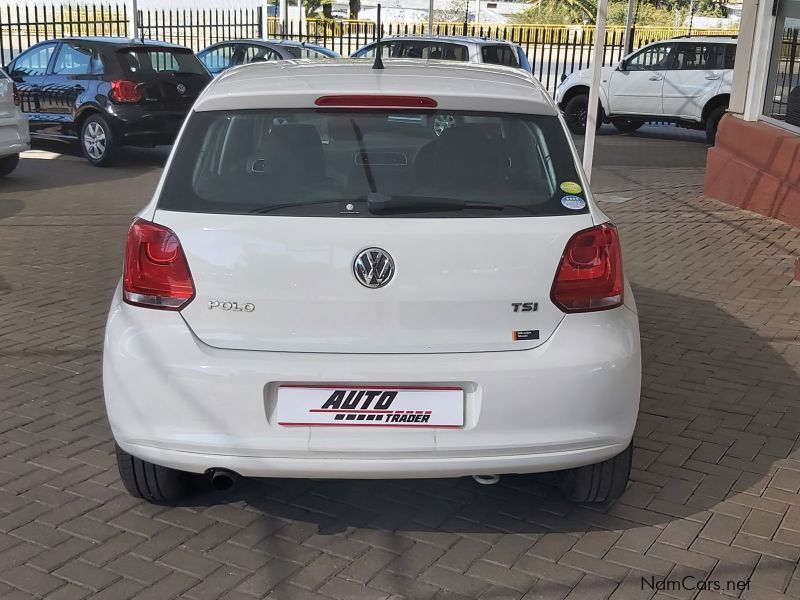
[
  {"x1": 551, "y1": 223, "x2": 623, "y2": 313},
  {"x1": 11, "y1": 83, "x2": 20, "y2": 106},
  {"x1": 109, "y1": 79, "x2": 142, "y2": 103},
  {"x1": 314, "y1": 95, "x2": 437, "y2": 109},
  {"x1": 123, "y1": 219, "x2": 194, "y2": 310}
]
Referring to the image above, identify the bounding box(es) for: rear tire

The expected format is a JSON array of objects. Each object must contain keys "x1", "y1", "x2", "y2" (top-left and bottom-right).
[
  {"x1": 115, "y1": 443, "x2": 192, "y2": 503},
  {"x1": 559, "y1": 442, "x2": 633, "y2": 503},
  {"x1": 563, "y1": 94, "x2": 603, "y2": 135},
  {"x1": 705, "y1": 105, "x2": 727, "y2": 146},
  {"x1": 0, "y1": 153, "x2": 20, "y2": 177},
  {"x1": 611, "y1": 117, "x2": 645, "y2": 133},
  {"x1": 81, "y1": 114, "x2": 118, "y2": 167}
]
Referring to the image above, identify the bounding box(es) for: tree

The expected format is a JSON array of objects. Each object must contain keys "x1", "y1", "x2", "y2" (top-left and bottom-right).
[
  {"x1": 349, "y1": 0, "x2": 361, "y2": 19},
  {"x1": 434, "y1": 0, "x2": 469, "y2": 22},
  {"x1": 304, "y1": 0, "x2": 333, "y2": 17}
]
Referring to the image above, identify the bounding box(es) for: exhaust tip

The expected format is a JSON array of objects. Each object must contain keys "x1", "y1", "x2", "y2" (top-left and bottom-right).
[
  {"x1": 472, "y1": 474, "x2": 500, "y2": 485},
  {"x1": 209, "y1": 469, "x2": 238, "y2": 491}
]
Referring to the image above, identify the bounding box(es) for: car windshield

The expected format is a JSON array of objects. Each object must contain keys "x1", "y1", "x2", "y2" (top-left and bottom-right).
[
  {"x1": 158, "y1": 109, "x2": 588, "y2": 218},
  {"x1": 284, "y1": 46, "x2": 335, "y2": 59},
  {"x1": 119, "y1": 48, "x2": 207, "y2": 75}
]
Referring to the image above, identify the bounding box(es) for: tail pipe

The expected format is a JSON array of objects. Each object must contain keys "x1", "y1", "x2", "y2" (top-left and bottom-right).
[{"x1": 209, "y1": 468, "x2": 238, "y2": 491}]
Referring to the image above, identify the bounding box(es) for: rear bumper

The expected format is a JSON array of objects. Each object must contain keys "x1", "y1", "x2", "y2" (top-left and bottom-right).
[
  {"x1": 0, "y1": 113, "x2": 30, "y2": 157},
  {"x1": 120, "y1": 441, "x2": 628, "y2": 479},
  {"x1": 104, "y1": 285, "x2": 641, "y2": 478},
  {"x1": 105, "y1": 105, "x2": 190, "y2": 146}
]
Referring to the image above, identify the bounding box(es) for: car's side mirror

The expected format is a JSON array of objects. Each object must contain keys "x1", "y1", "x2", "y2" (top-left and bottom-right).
[{"x1": 619, "y1": 59, "x2": 628, "y2": 71}]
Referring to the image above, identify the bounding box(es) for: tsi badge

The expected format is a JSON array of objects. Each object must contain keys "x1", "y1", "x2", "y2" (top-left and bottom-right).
[{"x1": 512, "y1": 302, "x2": 538, "y2": 312}]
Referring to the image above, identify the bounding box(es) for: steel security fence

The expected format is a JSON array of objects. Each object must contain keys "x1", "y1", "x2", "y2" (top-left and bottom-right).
[
  {"x1": 1, "y1": 2, "x2": 738, "y2": 96},
  {"x1": 0, "y1": 3, "x2": 128, "y2": 65},
  {"x1": 137, "y1": 6, "x2": 263, "y2": 51}
]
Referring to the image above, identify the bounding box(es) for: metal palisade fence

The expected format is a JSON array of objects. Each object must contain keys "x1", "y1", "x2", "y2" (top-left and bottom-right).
[{"x1": 0, "y1": 2, "x2": 738, "y2": 95}]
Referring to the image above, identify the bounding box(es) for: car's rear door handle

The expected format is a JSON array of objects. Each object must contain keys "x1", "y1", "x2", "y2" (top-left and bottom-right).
[
  {"x1": 705, "y1": 75, "x2": 720, "y2": 80},
  {"x1": 649, "y1": 75, "x2": 663, "y2": 81}
]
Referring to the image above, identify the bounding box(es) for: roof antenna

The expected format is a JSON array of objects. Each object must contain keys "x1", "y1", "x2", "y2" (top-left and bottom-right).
[{"x1": 372, "y1": 4, "x2": 384, "y2": 70}]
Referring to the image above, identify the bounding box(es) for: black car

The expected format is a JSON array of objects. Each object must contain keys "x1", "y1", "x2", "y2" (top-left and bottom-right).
[
  {"x1": 5, "y1": 37, "x2": 211, "y2": 165},
  {"x1": 197, "y1": 39, "x2": 340, "y2": 76}
]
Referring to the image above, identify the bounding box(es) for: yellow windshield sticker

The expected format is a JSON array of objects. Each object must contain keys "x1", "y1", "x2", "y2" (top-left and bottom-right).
[{"x1": 560, "y1": 181, "x2": 583, "y2": 195}]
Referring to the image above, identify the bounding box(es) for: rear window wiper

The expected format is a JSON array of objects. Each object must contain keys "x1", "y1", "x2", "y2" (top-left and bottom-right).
[
  {"x1": 366, "y1": 193, "x2": 504, "y2": 214},
  {"x1": 249, "y1": 199, "x2": 353, "y2": 215},
  {"x1": 366, "y1": 193, "x2": 543, "y2": 215}
]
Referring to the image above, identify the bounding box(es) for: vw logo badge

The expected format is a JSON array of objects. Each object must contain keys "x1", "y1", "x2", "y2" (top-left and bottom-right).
[
  {"x1": 353, "y1": 248, "x2": 395, "y2": 289},
  {"x1": 176, "y1": 83, "x2": 187, "y2": 95}
]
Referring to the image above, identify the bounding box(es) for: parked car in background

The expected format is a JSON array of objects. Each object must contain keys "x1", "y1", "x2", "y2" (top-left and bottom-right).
[
  {"x1": 555, "y1": 36, "x2": 736, "y2": 144},
  {"x1": 104, "y1": 59, "x2": 641, "y2": 505},
  {"x1": 352, "y1": 35, "x2": 532, "y2": 135},
  {"x1": 0, "y1": 67, "x2": 30, "y2": 176},
  {"x1": 352, "y1": 35, "x2": 532, "y2": 73},
  {"x1": 5, "y1": 37, "x2": 211, "y2": 166},
  {"x1": 197, "y1": 39, "x2": 340, "y2": 75}
]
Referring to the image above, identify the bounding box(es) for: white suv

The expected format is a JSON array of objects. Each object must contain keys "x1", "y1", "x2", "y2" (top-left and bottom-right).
[
  {"x1": 103, "y1": 59, "x2": 641, "y2": 504},
  {"x1": 0, "y1": 68, "x2": 30, "y2": 177},
  {"x1": 555, "y1": 36, "x2": 736, "y2": 144}
]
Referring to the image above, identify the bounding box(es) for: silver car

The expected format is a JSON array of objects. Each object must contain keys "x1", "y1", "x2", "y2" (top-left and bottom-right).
[
  {"x1": 352, "y1": 35, "x2": 531, "y2": 72},
  {"x1": 352, "y1": 36, "x2": 532, "y2": 135}
]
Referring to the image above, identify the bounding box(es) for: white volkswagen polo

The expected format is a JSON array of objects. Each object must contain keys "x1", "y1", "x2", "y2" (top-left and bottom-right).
[{"x1": 103, "y1": 59, "x2": 641, "y2": 504}]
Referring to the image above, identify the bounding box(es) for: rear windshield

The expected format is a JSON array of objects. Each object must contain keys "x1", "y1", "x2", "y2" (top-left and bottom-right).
[
  {"x1": 119, "y1": 48, "x2": 207, "y2": 75},
  {"x1": 284, "y1": 46, "x2": 335, "y2": 59},
  {"x1": 398, "y1": 42, "x2": 468, "y2": 61},
  {"x1": 158, "y1": 109, "x2": 588, "y2": 218},
  {"x1": 481, "y1": 45, "x2": 518, "y2": 67}
]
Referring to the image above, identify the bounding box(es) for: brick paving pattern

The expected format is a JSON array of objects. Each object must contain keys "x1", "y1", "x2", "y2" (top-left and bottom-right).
[{"x1": 0, "y1": 130, "x2": 799, "y2": 599}]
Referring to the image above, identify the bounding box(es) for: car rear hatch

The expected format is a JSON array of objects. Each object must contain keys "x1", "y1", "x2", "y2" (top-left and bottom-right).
[
  {"x1": 147, "y1": 105, "x2": 599, "y2": 354},
  {"x1": 117, "y1": 46, "x2": 209, "y2": 109},
  {"x1": 154, "y1": 211, "x2": 592, "y2": 353},
  {"x1": 0, "y1": 72, "x2": 15, "y2": 118}
]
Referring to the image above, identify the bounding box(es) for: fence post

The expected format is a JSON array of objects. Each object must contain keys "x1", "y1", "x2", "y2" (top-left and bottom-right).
[{"x1": 128, "y1": 0, "x2": 139, "y2": 38}]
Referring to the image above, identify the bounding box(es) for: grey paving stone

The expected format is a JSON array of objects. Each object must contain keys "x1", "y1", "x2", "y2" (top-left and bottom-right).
[{"x1": 1, "y1": 135, "x2": 799, "y2": 600}]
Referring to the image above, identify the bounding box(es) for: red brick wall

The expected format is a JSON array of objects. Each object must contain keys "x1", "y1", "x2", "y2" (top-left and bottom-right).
[{"x1": 704, "y1": 114, "x2": 800, "y2": 229}]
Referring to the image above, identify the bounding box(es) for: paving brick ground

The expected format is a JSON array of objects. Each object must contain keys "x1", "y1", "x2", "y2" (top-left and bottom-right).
[{"x1": 0, "y1": 127, "x2": 798, "y2": 600}]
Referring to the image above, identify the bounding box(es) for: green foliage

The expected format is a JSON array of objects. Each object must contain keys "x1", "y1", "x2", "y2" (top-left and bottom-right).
[
  {"x1": 695, "y1": 0, "x2": 726, "y2": 17},
  {"x1": 513, "y1": 0, "x2": 686, "y2": 26},
  {"x1": 511, "y1": 0, "x2": 595, "y2": 24}
]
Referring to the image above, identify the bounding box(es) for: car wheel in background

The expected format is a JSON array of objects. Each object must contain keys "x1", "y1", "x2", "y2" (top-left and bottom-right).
[
  {"x1": 563, "y1": 94, "x2": 603, "y2": 135},
  {"x1": 0, "y1": 153, "x2": 20, "y2": 177},
  {"x1": 81, "y1": 114, "x2": 118, "y2": 167},
  {"x1": 558, "y1": 442, "x2": 633, "y2": 503},
  {"x1": 115, "y1": 443, "x2": 193, "y2": 503},
  {"x1": 611, "y1": 117, "x2": 645, "y2": 133},
  {"x1": 705, "y1": 105, "x2": 727, "y2": 146}
]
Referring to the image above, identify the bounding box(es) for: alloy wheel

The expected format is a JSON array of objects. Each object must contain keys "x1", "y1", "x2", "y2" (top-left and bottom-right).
[{"x1": 83, "y1": 121, "x2": 107, "y2": 161}]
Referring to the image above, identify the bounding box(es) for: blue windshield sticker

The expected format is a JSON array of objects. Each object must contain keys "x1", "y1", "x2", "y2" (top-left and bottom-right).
[{"x1": 561, "y1": 195, "x2": 586, "y2": 210}]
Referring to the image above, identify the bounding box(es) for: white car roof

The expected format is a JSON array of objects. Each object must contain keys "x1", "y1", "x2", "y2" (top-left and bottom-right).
[
  {"x1": 194, "y1": 59, "x2": 556, "y2": 115},
  {"x1": 668, "y1": 36, "x2": 737, "y2": 44}
]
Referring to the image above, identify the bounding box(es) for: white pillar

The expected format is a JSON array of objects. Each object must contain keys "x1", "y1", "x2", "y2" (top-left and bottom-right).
[
  {"x1": 428, "y1": 0, "x2": 434, "y2": 33},
  {"x1": 622, "y1": 0, "x2": 634, "y2": 56},
  {"x1": 581, "y1": 0, "x2": 608, "y2": 182},
  {"x1": 128, "y1": 0, "x2": 138, "y2": 39},
  {"x1": 279, "y1": 0, "x2": 288, "y2": 35}
]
